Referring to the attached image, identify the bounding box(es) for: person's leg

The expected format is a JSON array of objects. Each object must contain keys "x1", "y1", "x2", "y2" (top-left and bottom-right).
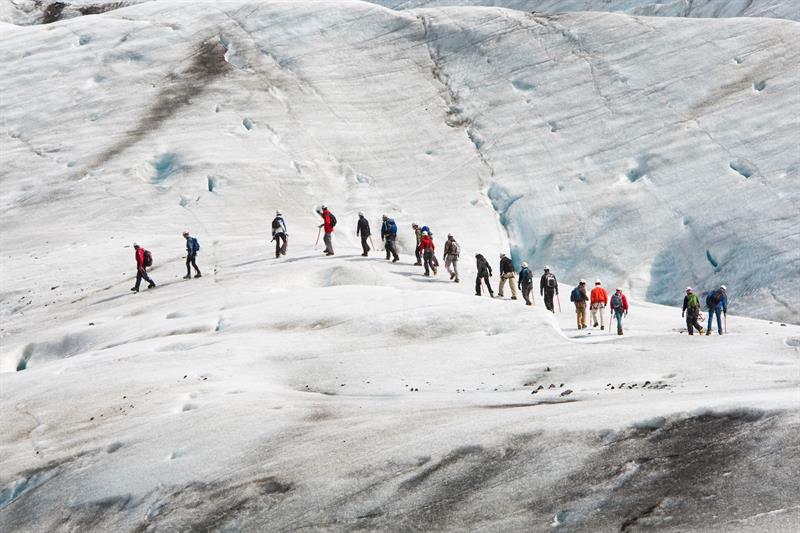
[
  {"x1": 361, "y1": 236, "x2": 369, "y2": 255},
  {"x1": 687, "y1": 315, "x2": 694, "y2": 335},
  {"x1": 141, "y1": 269, "x2": 155, "y2": 287},
  {"x1": 486, "y1": 274, "x2": 494, "y2": 296},
  {"x1": 190, "y1": 253, "x2": 201, "y2": 276},
  {"x1": 616, "y1": 311, "x2": 623, "y2": 334},
  {"x1": 282, "y1": 234, "x2": 288, "y2": 255},
  {"x1": 706, "y1": 309, "x2": 714, "y2": 334},
  {"x1": 452, "y1": 258, "x2": 459, "y2": 281},
  {"x1": 423, "y1": 253, "x2": 431, "y2": 275},
  {"x1": 715, "y1": 307, "x2": 723, "y2": 334},
  {"x1": 275, "y1": 237, "x2": 281, "y2": 258},
  {"x1": 545, "y1": 292, "x2": 554, "y2": 312},
  {"x1": 133, "y1": 270, "x2": 143, "y2": 291},
  {"x1": 694, "y1": 316, "x2": 704, "y2": 333},
  {"x1": 509, "y1": 276, "x2": 518, "y2": 299},
  {"x1": 580, "y1": 303, "x2": 587, "y2": 327},
  {"x1": 475, "y1": 275, "x2": 482, "y2": 295},
  {"x1": 591, "y1": 304, "x2": 598, "y2": 327},
  {"x1": 599, "y1": 306, "x2": 605, "y2": 329},
  {"x1": 391, "y1": 240, "x2": 399, "y2": 261},
  {"x1": 498, "y1": 275, "x2": 506, "y2": 297},
  {"x1": 385, "y1": 240, "x2": 391, "y2": 260},
  {"x1": 445, "y1": 256, "x2": 454, "y2": 277},
  {"x1": 522, "y1": 285, "x2": 531, "y2": 305},
  {"x1": 185, "y1": 254, "x2": 192, "y2": 277},
  {"x1": 575, "y1": 305, "x2": 581, "y2": 328},
  {"x1": 415, "y1": 248, "x2": 422, "y2": 266},
  {"x1": 324, "y1": 233, "x2": 333, "y2": 254}
]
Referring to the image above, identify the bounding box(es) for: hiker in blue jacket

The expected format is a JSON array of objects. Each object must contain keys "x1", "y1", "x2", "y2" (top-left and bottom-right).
[
  {"x1": 705, "y1": 285, "x2": 728, "y2": 335},
  {"x1": 381, "y1": 215, "x2": 400, "y2": 262},
  {"x1": 182, "y1": 231, "x2": 201, "y2": 279},
  {"x1": 518, "y1": 262, "x2": 534, "y2": 306}
]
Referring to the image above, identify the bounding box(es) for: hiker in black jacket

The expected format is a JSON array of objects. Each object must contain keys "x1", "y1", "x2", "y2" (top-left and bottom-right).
[
  {"x1": 475, "y1": 253, "x2": 494, "y2": 297},
  {"x1": 540, "y1": 266, "x2": 558, "y2": 313},
  {"x1": 356, "y1": 212, "x2": 371, "y2": 256}
]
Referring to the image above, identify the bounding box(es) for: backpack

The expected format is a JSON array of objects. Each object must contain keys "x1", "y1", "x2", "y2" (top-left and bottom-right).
[
  {"x1": 328, "y1": 212, "x2": 337, "y2": 227},
  {"x1": 610, "y1": 293, "x2": 622, "y2": 310},
  {"x1": 271, "y1": 217, "x2": 281, "y2": 230},
  {"x1": 706, "y1": 290, "x2": 720, "y2": 308},
  {"x1": 570, "y1": 287, "x2": 582, "y2": 302},
  {"x1": 143, "y1": 249, "x2": 153, "y2": 268},
  {"x1": 687, "y1": 293, "x2": 699, "y2": 310},
  {"x1": 388, "y1": 219, "x2": 397, "y2": 234},
  {"x1": 545, "y1": 273, "x2": 557, "y2": 289},
  {"x1": 190, "y1": 237, "x2": 200, "y2": 252}
]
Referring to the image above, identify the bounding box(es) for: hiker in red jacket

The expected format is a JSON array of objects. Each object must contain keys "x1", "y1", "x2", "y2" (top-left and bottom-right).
[
  {"x1": 131, "y1": 243, "x2": 156, "y2": 292},
  {"x1": 590, "y1": 279, "x2": 608, "y2": 330},
  {"x1": 317, "y1": 205, "x2": 335, "y2": 256},
  {"x1": 418, "y1": 231, "x2": 437, "y2": 276}
]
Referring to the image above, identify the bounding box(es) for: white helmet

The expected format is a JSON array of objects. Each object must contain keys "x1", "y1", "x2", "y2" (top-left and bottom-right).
[
  {"x1": 595, "y1": 279, "x2": 601, "y2": 285},
  {"x1": 544, "y1": 265, "x2": 550, "y2": 271},
  {"x1": 686, "y1": 286, "x2": 693, "y2": 292},
  {"x1": 521, "y1": 261, "x2": 528, "y2": 268},
  {"x1": 579, "y1": 279, "x2": 586, "y2": 284},
  {"x1": 358, "y1": 211, "x2": 364, "y2": 217},
  {"x1": 500, "y1": 253, "x2": 506, "y2": 257},
  {"x1": 720, "y1": 285, "x2": 727, "y2": 290},
  {"x1": 275, "y1": 211, "x2": 281, "y2": 216}
]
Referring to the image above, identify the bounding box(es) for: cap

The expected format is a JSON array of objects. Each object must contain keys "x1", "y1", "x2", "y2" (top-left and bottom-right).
[
  {"x1": 579, "y1": 279, "x2": 586, "y2": 284},
  {"x1": 411, "y1": 222, "x2": 418, "y2": 227},
  {"x1": 521, "y1": 261, "x2": 528, "y2": 268},
  {"x1": 595, "y1": 279, "x2": 601, "y2": 285},
  {"x1": 544, "y1": 265, "x2": 550, "y2": 271},
  {"x1": 447, "y1": 233, "x2": 453, "y2": 238},
  {"x1": 720, "y1": 284, "x2": 727, "y2": 290},
  {"x1": 182, "y1": 231, "x2": 189, "y2": 236},
  {"x1": 133, "y1": 243, "x2": 140, "y2": 248},
  {"x1": 276, "y1": 210, "x2": 281, "y2": 216},
  {"x1": 686, "y1": 286, "x2": 692, "y2": 292},
  {"x1": 321, "y1": 204, "x2": 327, "y2": 209}
]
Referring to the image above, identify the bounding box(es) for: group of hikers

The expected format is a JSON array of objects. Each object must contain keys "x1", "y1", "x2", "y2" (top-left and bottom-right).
[{"x1": 130, "y1": 208, "x2": 730, "y2": 336}]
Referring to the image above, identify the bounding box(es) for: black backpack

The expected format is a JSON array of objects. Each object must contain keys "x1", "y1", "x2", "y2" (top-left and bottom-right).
[
  {"x1": 706, "y1": 290, "x2": 721, "y2": 308},
  {"x1": 545, "y1": 273, "x2": 557, "y2": 289},
  {"x1": 143, "y1": 250, "x2": 153, "y2": 267},
  {"x1": 271, "y1": 217, "x2": 281, "y2": 230},
  {"x1": 329, "y1": 212, "x2": 337, "y2": 227}
]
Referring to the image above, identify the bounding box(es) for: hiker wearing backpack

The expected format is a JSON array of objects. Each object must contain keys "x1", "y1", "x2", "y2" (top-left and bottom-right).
[
  {"x1": 475, "y1": 253, "x2": 494, "y2": 297},
  {"x1": 518, "y1": 262, "x2": 534, "y2": 306},
  {"x1": 419, "y1": 231, "x2": 437, "y2": 276},
  {"x1": 356, "y1": 212, "x2": 371, "y2": 256},
  {"x1": 590, "y1": 279, "x2": 608, "y2": 330},
  {"x1": 381, "y1": 215, "x2": 400, "y2": 262},
  {"x1": 271, "y1": 211, "x2": 288, "y2": 258},
  {"x1": 411, "y1": 223, "x2": 423, "y2": 266},
  {"x1": 317, "y1": 205, "x2": 336, "y2": 256},
  {"x1": 443, "y1": 234, "x2": 460, "y2": 282},
  {"x1": 570, "y1": 280, "x2": 590, "y2": 329},
  {"x1": 705, "y1": 285, "x2": 728, "y2": 335},
  {"x1": 609, "y1": 288, "x2": 628, "y2": 335},
  {"x1": 682, "y1": 287, "x2": 705, "y2": 335},
  {"x1": 182, "y1": 231, "x2": 202, "y2": 279},
  {"x1": 540, "y1": 266, "x2": 558, "y2": 313},
  {"x1": 131, "y1": 243, "x2": 156, "y2": 292},
  {"x1": 498, "y1": 254, "x2": 518, "y2": 300}
]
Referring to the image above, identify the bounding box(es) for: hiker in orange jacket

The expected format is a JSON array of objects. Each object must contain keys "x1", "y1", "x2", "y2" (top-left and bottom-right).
[{"x1": 590, "y1": 279, "x2": 608, "y2": 330}]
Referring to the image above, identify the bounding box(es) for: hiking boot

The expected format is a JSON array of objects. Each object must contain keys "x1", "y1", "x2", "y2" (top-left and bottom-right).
[
  {"x1": 617, "y1": 328, "x2": 623, "y2": 335},
  {"x1": 130, "y1": 287, "x2": 138, "y2": 292},
  {"x1": 498, "y1": 294, "x2": 504, "y2": 298},
  {"x1": 194, "y1": 273, "x2": 202, "y2": 278},
  {"x1": 183, "y1": 275, "x2": 191, "y2": 279},
  {"x1": 148, "y1": 283, "x2": 156, "y2": 289},
  {"x1": 424, "y1": 273, "x2": 430, "y2": 277},
  {"x1": 454, "y1": 278, "x2": 460, "y2": 283},
  {"x1": 511, "y1": 296, "x2": 517, "y2": 300},
  {"x1": 361, "y1": 253, "x2": 368, "y2": 257},
  {"x1": 706, "y1": 330, "x2": 712, "y2": 336},
  {"x1": 392, "y1": 257, "x2": 399, "y2": 262},
  {"x1": 450, "y1": 273, "x2": 455, "y2": 280},
  {"x1": 475, "y1": 293, "x2": 481, "y2": 296},
  {"x1": 698, "y1": 328, "x2": 704, "y2": 334},
  {"x1": 433, "y1": 268, "x2": 438, "y2": 275},
  {"x1": 601, "y1": 326, "x2": 605, "y2": 330},
  {"x1": 593, "y1": 322, "x2": 598, "y2": 327},
  {"x1": 414, "y1": 261, "x2": 422, "y2": 266},
  {"x1": 526, "y1": 302, "x2": 532, "y2": 306}
]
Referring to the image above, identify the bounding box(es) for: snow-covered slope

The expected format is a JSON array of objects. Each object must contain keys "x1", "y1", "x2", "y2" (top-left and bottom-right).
[
  {"x1": 1, "y1": 1, "x2": 799, "y2": 531},
  {"x1": 374, "y1": 0, "x2": 800, "y2": 21}
]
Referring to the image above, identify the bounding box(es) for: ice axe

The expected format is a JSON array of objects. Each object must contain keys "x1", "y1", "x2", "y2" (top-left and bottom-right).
[
  {"x1": 369, "y1": 235, "x2": 376, "y2": 252},
  {"x1": 314, "y1": 226, "x2": 322, "y2": 249}
]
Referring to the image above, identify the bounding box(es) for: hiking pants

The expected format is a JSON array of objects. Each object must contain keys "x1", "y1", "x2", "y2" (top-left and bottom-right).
[
  {"x1": 384, "y1": 236, "x2": 399, "y2": 261},
  {"x1": 686, "y1": 310, "x2": 703, "y2": 335},
  {"x1": 543, "y1": 290, "x2": 555, "y2": 313},
  {"x1": 591, "y1": 303, "x2": 605, "y2": 328},
  {"x1": 614, "y1": 309, "x2": 624, "y2": 333},
  {"x1": 415, "y1": 247, "x2": 422, "y2": 265},
  {"x1": 134, "y1": 268, "x2": 154, "y2": 290},
  {"x1": 498, "y1": 273, "x2": 518, "y2": 298},
  {"x1": 274, "y1": 233, "x2": 287, "y2": 257},
  {"x1": 476, "y1": 272, "x2": 493, "y2": 296},
  {"x1": 575, "y1": 301, "x2": 587, "y2": 328},
  {"x1": 360, "y1": 235, "x2": 370, "y2": 255},
  {"x1": 422, "y1": 250, "x2": 435, "y2": 275},
  {"x1": 323, "y1": 232, "x2": 333, "y2": 254},
  {"x1": 521, "y1": 282, "x2": 533, "y2": 305},
  {"x1": 445, "y1": 255, "x2": 458, "y2": 279},
  {"x1": 186, "y1": 252, "x2": 201, "y2": 276},
  {"x1": 707, "y1": 306, "x2": 723, "y2": 334}
]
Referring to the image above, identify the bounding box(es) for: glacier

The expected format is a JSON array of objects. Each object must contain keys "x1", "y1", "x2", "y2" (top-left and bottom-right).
[{"x1": 1, "y1": 1, "x2": 799, "y2": 531}]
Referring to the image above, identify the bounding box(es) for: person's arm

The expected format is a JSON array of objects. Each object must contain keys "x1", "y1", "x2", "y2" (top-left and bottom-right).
[{"x1": 682, "y1": 296, "x2": 688, "y2": 316}]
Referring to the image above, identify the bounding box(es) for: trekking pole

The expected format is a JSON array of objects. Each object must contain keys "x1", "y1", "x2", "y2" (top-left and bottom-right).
[
  {"x1": 314, "y1": 227, "x2": 321, "y2": 249},
  {"x1": 369, "y1": 235, "x2": 376, "y2": 251},
  {"x1": 556, "y1": 294, "x2": 561, "y2": 313},
  {"x1": 724, "y1": 313, "x2": 728, "y2": 334}
]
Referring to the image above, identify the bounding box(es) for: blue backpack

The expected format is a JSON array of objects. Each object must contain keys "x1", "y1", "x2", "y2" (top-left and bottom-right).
[
  {"x1": 570, "y1": 287, "x2": 582, "y2": 302},
  {"x1": 387, "y1": 219, "x2": 398, "y2": 235},
  {"x1": 190, "y1": 237, "x2": 200, "y2": 252}
]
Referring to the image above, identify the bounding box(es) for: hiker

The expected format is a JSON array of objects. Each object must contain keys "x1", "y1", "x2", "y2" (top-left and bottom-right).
[
  {"x1": 381, "y1": 215, "x2": 400, "y2": 262},
  {"x1": 590, "y1": 279, "x2": 608, "y2": 330},
  {"x1": 182, "y1": 231, "x2": 202, "y2": 279},
  {"x1": 131, "y1": 243, "x2": 156, "y2": 292},
  {"x1": 443, "y1": 233, "x2": 460, "y2": 282},
  {"x1": 498, "y1": 253, "x2": 518, "y2": 300},
  {"x1": 419, "y1": 231, "x2": 436, "y2": 276},
  {"x1": 570, "y1": 279, "x2": 589, "y2": 329},
  {"x1": 705, "y1": 285, "x2": 728, "y2": 336},
  {"x1": 271, "y1": 211, "x2": 288, "y2": 258},
  {"x1": 475, "y1": 253, "x2": 494, "y2": 297},
  {"x1": 682, "y1": 287, "x2": 705, "y2": 335},
  {"x1": 540, "y1": 266, "x2": 558, "y2": 313},
  {"x1": 317, "y1": 205, "x2": 335, "y2": 256},
  {"x1": 356, "y1": 212, "x2": 371, "y2": 256},
  {"x1": 518, "y1": 262, "x2": 534, "y2": 306},
  {"x1": 411, "y1": 223, "x2": 422, "y2": 265},
  {"x1": 610, "y1": 288, "x2": 629, "y2": 335}
]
